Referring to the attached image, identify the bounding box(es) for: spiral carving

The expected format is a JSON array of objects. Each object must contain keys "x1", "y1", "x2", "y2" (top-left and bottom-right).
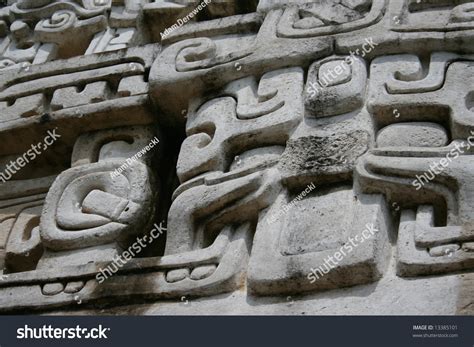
[
  {"x1": 176, "y1": 38, "x2": 250, "y2": 72},
  {"x1": 40, "y1": 160, "x2": 155, "y2": 251},
  {"x1": 40, "y1": 10, "x2": 76, "y2": 30}
]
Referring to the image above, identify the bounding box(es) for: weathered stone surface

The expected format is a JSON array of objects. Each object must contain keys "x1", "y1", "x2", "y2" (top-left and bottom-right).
[
  {"x1": 376, "y1": 122, "x2": 449, "y2": 148},
  {"x1": 0, "y1": 0, "x2": 472, "y2": 315},
  {"x1": 63, "y1": 280, "x2": 85, "y2": 294},
  {"x1": 41, "y1": 282, "x2": 63, "y2": 296}
]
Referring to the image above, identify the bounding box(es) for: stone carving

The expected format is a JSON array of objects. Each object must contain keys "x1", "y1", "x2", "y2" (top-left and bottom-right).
[
  {"x1": 164, "y1": 67, "x2": 302, "y2": 289},
  {"x1": 0, "y1": 44, "x2": 158, "y2": 155},
  {"x1": 176, "y1": 67, "x2": 303, "y2": 181},
  {"x1": 356, "y1": 147, "x2": 474, "y2": 277},
  {"x1": 270, "y1": 0, "x2": 386, "y2": 38},
  {"x1": 390, "y1": 1, "x2": 474, "y2": 31},
  {"x1": 0, "y1": 0, "x2": 144, "y2": 69},
  {"x1": 0, "y1": 176, "x2": 55, "y2": 274},
  {"x1": 305, "y1": 55, "x2": 367, "y2": 117},
  {"x1": 38, "y1": 126, "x2": 157, "y2": 267},
  {"x1": 0, "y1": 0, "x2": 472, "y2": 315},
  {"x1": 368, "y1": 53, "x2": 474, "y2": 137}
]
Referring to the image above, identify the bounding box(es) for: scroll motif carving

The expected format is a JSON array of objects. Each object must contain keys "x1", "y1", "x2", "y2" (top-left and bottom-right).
[{"x1": 0, "y1": 0, "x2": 472, "y2": 315}]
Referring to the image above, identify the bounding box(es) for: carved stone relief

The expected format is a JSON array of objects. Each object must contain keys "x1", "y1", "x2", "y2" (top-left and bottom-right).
[{"x1": 0, "y1": 0, "x2": 472, "y2": 315}]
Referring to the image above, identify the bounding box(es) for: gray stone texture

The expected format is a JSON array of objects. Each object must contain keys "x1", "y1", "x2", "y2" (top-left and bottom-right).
[{"x1": 0, "y1": 0, "x2": 472, "y2": 315}]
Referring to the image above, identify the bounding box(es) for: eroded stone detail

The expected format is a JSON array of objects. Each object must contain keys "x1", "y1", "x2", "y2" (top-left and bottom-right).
[{"x1": 0, "y1": 0, "x2": 472, "y2": 315}]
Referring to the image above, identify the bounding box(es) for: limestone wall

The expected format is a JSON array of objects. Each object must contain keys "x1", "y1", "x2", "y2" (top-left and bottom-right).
[{"x1": 0, "y1": 0, "x2": 472, "y2": 314}]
